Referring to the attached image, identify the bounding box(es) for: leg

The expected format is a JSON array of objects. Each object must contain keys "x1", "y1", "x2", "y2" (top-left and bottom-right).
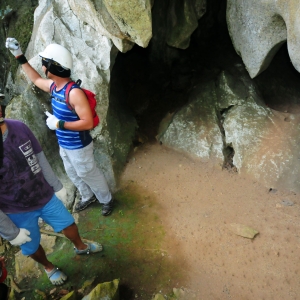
[
  {"x1": 62, "y1": 223, "x2": 88, "y2": 251},
  {"x1": 42, "y1": 196, "x2": 102, "y2": 254},
  {"x1": 29, "y1": 240, "x2": 97, "y2": 268},
  {"x1": 63, "y1": 223, "x2": 103, "y2": 254},
  {"x1": 59, "y1": 146, "x2": 94, "y2": 201},
  {"x1": 7, "y1": 210, "x2": 67, "y2": 285},
  {"x1": 28, "y1": 244, "x2": 67, "y2": 285},
  {"x1": 64, "y1": 142, "x2": 112, "y2": 204},
  {"x1": 41, "y1": 196, "x2": 85, "y2": 250},
  {"x1": 6, "y1": 209, "x2": 66, "y2": 284},
  {"x1": 29, "y1": 245, "x2": 54, "y2": 272}
]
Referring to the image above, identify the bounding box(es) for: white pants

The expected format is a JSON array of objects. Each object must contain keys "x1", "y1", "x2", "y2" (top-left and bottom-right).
[{"x1": 59, "y1": 142, "x2": 111, "y2": 204}]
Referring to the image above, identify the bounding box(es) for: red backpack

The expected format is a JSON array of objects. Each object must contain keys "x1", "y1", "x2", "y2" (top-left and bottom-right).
[{"x1": 50, "y1": 79, "x2": 100, "y2": 128}]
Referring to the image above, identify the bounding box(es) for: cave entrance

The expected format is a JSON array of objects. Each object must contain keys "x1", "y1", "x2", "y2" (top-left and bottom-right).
[
  {"x1": 109, "y1": 0, "x2": 300, "y2": 152},
  {"x1": 110, "y1": 43, "x2": 190, "y2": 145},
  {"x1": 109, "y1": 0, "x2": 235, "y2": 145}
]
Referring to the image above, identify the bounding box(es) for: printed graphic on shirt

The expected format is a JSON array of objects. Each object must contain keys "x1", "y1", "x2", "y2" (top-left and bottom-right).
[{"x1": 19, "y1": 140, "x2": 41, "y2": 174}]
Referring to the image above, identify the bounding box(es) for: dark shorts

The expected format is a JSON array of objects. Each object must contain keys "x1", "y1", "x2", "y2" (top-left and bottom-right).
[{"x1": 7, "y1": 195, "x2": 74, "y2": 256}]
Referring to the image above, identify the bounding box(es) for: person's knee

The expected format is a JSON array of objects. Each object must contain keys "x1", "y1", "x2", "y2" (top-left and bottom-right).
[
  {"x1": 62, "y1": 222, "x2": 77, "y2": 232},
  {"x1": 28, "y1": 244, "x2": 44, "y2": 258},
  {"x1": 77, "y1": 165, "x2": 95, "y2": 178},
  {"x1": 75, "y1": 157, "x2": 96, "y2": 177}
]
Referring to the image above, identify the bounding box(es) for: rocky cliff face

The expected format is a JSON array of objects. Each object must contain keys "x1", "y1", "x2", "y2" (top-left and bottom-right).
[
  {"x1": 227, "y1": 0, "x2": 300, "y2": 78},
  {"x1": 3, "y1": 0, "x2": 300, "y2": 202}
]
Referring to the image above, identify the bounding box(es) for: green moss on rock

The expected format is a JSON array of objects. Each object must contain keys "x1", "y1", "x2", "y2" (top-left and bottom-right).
[{"x1": 0, "y1": 0, "x2": 38, "y2": 80}]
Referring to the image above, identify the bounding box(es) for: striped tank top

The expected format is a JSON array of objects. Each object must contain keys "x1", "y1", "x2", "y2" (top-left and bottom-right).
[{"x1": 50, "y1": 82, "x2": 92, "y2": 150}]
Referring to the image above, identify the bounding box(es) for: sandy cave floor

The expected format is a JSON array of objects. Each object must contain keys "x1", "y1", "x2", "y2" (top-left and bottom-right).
[{"x1": 120, "y1": 142, "x2": 300, "y2": 300}]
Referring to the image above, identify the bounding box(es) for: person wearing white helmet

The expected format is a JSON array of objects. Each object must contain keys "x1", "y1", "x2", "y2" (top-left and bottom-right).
[{"x1": 5, "y1": 38, "x2": 114, "y2": 216}]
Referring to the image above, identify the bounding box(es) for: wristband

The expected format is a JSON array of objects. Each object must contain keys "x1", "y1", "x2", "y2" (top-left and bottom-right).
[
  {"x1": 16, "y1": 54, "x2": 28, "y2": 65},
  {"x1": 58, "y1": 120, "x2": 65, "y2": 130}
]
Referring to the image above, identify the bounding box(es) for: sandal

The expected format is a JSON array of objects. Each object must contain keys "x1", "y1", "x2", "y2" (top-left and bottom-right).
[
  {"x1": 74, "y1": 242, "x2": 103, "y2": 255},
  {"x1": 45, "y1": 267, "x2": 67, "y2": 285}
]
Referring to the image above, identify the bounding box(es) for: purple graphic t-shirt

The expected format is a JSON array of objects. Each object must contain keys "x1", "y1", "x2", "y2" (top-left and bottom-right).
[{"x1": 0, "y1": 120, "x2": 53, "y2": 213}]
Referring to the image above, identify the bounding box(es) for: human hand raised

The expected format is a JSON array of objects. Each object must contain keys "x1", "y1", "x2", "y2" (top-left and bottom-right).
[{"x1": 5, "y1": 37, "x2": 23, "y2": 57}]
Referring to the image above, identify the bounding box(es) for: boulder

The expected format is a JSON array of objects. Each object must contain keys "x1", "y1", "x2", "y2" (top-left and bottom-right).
[
  {"x1": 82, "y1": 279, "x2": 119, "y2": 300},
  {"x1": 159, "y1": 67, "x2": 300, "y2": 192}
]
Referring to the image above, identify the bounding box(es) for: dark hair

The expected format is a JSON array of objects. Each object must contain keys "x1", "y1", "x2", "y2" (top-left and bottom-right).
[{"x1": 42, "y1": 59, "x2": 71, "y2": 78}]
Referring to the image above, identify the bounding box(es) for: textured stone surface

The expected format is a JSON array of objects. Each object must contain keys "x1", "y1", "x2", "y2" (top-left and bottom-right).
[
  {"x1": 67, "y1": 0, "x2": 152, "y2": 52},
  {"x1": 227, "y1": 0, "x2": 300, "y2": 78},
  {"x1": 6, "y1": 0, "x2": 300, "y2": 197},
  {"x1": 158, "y1": 69, "x2": 250, "y2": 166},
  {"x1": 8, "y1": 0, "x2": 139, "y2": 194},
  {"x1": 159, "y1": 68, "x2": 300, "y2": 192},
  {"x1": 82, "y1": 279, "x2": 119, "y2": 300},
  {"x1": 158, "y1": 80, "x2": 224, "y2": 166},
  {"x1": 166, "y1": 0, "x2": 206, "y2": 49},
  {"x1": 227, "y1": 223, "x2": 259, "y2": 239},
  {"x1": 60, "y1": 291, "x2": 76, "y2": 300}
]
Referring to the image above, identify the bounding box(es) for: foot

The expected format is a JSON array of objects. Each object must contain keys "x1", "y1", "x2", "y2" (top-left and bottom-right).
[
  {"x1": 45, "y1": 267, "x2": 67, "y2": 285},
  {"x1": 74, "y1": 195, "x2": 97, "y2": 212},
  {"x1": 102, "y1": 199, "x2": 114, "y2": 216},
  {"x1": 74, "y1": 242, "x2": 103, "y2": 255}
]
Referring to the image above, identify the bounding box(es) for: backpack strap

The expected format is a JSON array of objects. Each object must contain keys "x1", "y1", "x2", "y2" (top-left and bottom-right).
[
  {"x1": 50, "y1": 82, "x2": 56, "y2": 95},
  {"x1": 51, "y1": 80, "x2": 82, "y2": 113},
  {"x1": 64, "y1": 81, "x2": 77, "y2": 112}
]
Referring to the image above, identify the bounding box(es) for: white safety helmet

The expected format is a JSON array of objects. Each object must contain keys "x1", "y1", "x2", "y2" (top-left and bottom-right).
[{"x1": 39, "y1": 44, "x2": 73, "y2": 70}]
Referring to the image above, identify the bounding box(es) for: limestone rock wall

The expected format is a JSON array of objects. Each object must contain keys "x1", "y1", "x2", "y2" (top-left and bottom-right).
[
  {"x1": 166, "y1": 0, "x2": 206, "y2": 49},
  {"x1": 158, "y1": 66, "x2": 300, "y2": 192},
  {"x1": 157, "y1": 80, "x2": 224, "y2": 165},
  {"x1": 5, "y1": 0, "x2": 300, "y2": 196},
  {"x1": 68, "y1": 0, "x2": 152, "y2": 52},
  {"x1": 7, "y1": 0, "x2": 147, "y2": 197},
  {"x1": 227, "y1": 0, "x2": 300, "y2": 78}
]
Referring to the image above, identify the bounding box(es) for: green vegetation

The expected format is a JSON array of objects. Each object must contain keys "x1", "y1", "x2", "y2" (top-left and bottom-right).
[
  {"x1": 4, "y1": 182, "x2": 184, "y2": 299},
  {"x1": 0, "y1": 0, "x2": 38, "y2": 81}
]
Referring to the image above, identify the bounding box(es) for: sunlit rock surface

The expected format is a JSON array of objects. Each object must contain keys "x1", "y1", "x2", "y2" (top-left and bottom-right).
[
  {"x1": 227, "y1": 0, "x2": 300, "y2": 78},
  {"x1": 9, "y1": 0, "x2": 143, "y2": 192}
]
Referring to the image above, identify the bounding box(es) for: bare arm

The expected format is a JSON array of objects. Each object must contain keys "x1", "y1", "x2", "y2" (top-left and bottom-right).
[
  {"x1": 63, "y1": 88, "x2": 94, "y2": 131},
  {"x1": 21, "y1": 62, "x2": 53, "y2": 92}
]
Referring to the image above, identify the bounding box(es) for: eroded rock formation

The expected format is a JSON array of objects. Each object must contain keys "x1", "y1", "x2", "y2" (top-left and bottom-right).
[
  {"x1": 227, "y1": 0, "x2": 300, "y2": 78},
  {"x1": 4, "y1": 0, "x2": 300, "y2": 199},
  {"x1": 158, "y1": 64, "x2": 300, "y2": 192}
]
